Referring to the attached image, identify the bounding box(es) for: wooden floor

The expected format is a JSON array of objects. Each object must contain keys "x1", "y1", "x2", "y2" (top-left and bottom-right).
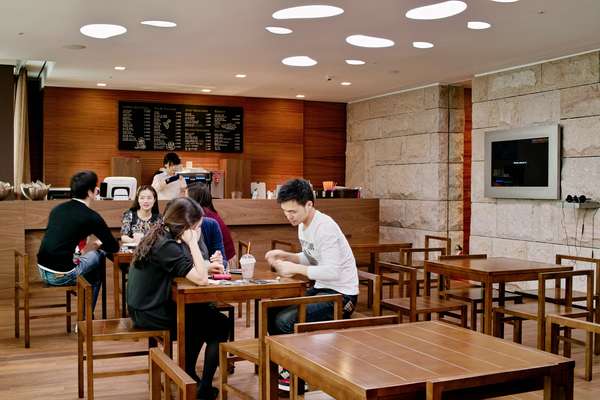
[{"x1": 2, "y1": 293, "x2": 600, "y2": 399}]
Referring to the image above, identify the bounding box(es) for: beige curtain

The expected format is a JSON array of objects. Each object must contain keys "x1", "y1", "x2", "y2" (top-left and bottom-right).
[{"x1": 14, "y1": 68, "x2": 30, "y2": 188}]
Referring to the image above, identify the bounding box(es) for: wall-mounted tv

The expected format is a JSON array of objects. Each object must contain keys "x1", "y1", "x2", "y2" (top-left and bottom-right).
[{"x1": 484, "y1": 124, "x2": 561, "y2": 199}]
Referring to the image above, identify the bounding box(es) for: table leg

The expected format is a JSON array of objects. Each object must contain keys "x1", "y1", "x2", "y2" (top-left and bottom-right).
[
  {"x1": 544, "y1": 364, "x2": 574, "y2": 400},
  {"x1": 120, "y1": 266, "x2": 127, "y2": 318},
  {"x1": 497, "y1": 282, "x2": 506, "y2": 338},
  {"x1": 176, "y1": 293, "x2": 186, "y2": 369},
  {"x1": 265, "y1": 342, "x2": 278, "y2": 400},
  {"x1": 483, "y1": 280, "x2": 493, "y2": 335},
  {"x1": 254, "y1": 299, "x2": 259, "y2": 375},
  {"x1": 112, "y1": 256, "x2": 121, "y2": 319},
  {"x1": 367, "y1": 252, "x2": 376, "y2": 307}
]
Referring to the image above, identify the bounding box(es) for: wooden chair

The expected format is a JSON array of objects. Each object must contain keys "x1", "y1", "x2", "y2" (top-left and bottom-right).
[
  {"x1": 294, "y1": 315, "x2": 399, "y2": 333},
  {"x1": 14, "y1": 250, "x2": 77, "y2": 348},
  {"x1": 219, "y1": 294, "x2": 343, "y2": 400},
  {"x1": 440, "y1": 254, "x2": 523, "y2": 331},
  {"x1": 397, "y1": 246, "x2": 447, "y2": 296},
  {"x1": 546, "y1": 314, "x2": 600, "y2": 381},
  {"x1": 237, "y1": 240, "x2": 253, "y2": 327},
  {"x1": 380, "y1": 262, "x2": 468, "y2": 327},
  {"x1": 149, "y1": 347, "x2": 196, "y2": 400},
  {"x1": 493, "y1": 269, "x2": 594, "y2": 351},
  {"x1": 77, "y1": 276, "x2": 171, "y2": 400},
  {"x1": 355, "y1": 270, "x2": 383, "y2": 317}
]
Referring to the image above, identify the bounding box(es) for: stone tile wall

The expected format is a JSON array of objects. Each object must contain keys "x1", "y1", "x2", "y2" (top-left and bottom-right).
[
  {"x1": 471, "y1": 51, "x2": 600, "y2": 289},
  {"x1": 346, "y1": 85, "x2": 464, "y2": 252}
]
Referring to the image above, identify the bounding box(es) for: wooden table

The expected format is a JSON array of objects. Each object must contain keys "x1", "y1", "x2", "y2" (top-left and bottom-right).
[
  {"x1": 424, "y1": 257, "x2": 573, "y2": 335},
  {"x1": 350, "y1": 241, "x2": 412, "y2": 305},
  {"x1": 171, "y1": 272, "x2": 305, "y2": 369},
  {"x1": 266, "y1": 321, "x2": 574, "y2": 400},
  {"x1": 112, "y1": 251, "x2": 133, "y2": 318}
]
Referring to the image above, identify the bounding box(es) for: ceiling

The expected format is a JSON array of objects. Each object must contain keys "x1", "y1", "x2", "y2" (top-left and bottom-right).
[{"x1": 1, "y1": 0, "x2": 600, "y2": 102}]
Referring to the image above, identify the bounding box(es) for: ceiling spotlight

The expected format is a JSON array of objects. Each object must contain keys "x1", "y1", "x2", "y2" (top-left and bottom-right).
[
  {"x1": 96, "y1": 83, "x2": 107, "y2": 87},
  {"x1": 340, "y1": 82, "x2": 352, "y2": 86},
  {"x1": 346, "y1": 34, "x2": 394, "y2": 48},
  {"x1": 282, "y1": 56, "x2": 318, "y2": 67},
  {"x1": 141, "y1": 20, "x2": 177, "y2": 27},
  {"x1": 467, "y1": 21, "x2": 491, "y2": 30},
  {"x1": 296, "y1": 94, "x2": 305, "y2": 98},
  {"x1": 235, "y1": 74, "x2": 247, "y2": 78},
  {"x1": 114, "y1": 66, "x2": 126, "y2": 70},
  {"x1": 413, "y1": 41, "x2": 434, "y2": 49},
  {"x1": 80, "y1": 24, "x2": 127, "y2": 39},
  {"x1": 345, "y1": 59, "x2": 366, "y2": 65},
  {"x1": 265, "y1": 26, "x2": 293, "y2": 35},
  {"x1": 273, "y1": 5, "x2": 344, "y2": 19},
  {"x1": 406, "y1": 1, "x2": 467, "y2": 20},
  {"x1": 492, "y1": 0, "x2": 519, "y2": 2},
  {"x1": 201, "y1": 89, "x2": 212, "y2": 93}
]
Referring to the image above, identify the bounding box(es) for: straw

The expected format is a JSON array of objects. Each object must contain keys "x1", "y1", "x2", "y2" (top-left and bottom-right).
[{"x1": 246, "y1": 241, "x2": 251, "y2": 255}]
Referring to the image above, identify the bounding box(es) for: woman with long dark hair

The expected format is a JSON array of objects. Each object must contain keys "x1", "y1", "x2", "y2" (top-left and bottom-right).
[
  {"x1": 127, "y1": 197, "x2": 229, "y2": 400},
  {"x1": 187, "y1": 183, "x2": 236, "y2": 263},
  {"x1": 120, "y1": 185, "x2": 161, "y2": 244}
]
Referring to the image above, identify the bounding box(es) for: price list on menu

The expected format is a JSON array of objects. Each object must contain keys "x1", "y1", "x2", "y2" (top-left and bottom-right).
[{"x1": 119, "y1": 101, "x2": 243, "y2": 152}]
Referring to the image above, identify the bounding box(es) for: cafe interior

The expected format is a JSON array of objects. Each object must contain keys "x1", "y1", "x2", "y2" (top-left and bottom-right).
[{"x1": 2, "y1": 1, "x2": 600, "y2": 399}]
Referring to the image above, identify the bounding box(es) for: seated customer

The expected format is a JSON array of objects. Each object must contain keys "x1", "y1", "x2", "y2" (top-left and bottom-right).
[
  {"x1": 151, "y1": 152, "x2": 187, "y2": 200},
  {"x1": 37, "y1": 171, "x2": 119, "y2": 310},
  {"x1": 265, "y1": 178, "x2": 359, "y2": 332},
  {"x1": 121, "y1": 185, "x2": 162, "y2": 244},
  {"x1": 127, "y1": 197, "x2": 229, "y2": 400},
  {"x1": 187, "y1": 183, "x2": 236, "y2": 263}
]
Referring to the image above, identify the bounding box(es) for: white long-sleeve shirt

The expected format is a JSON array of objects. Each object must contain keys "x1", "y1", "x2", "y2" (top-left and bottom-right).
[{"x1": 296, "y1": 210, "x2": 359, "y2": 295}]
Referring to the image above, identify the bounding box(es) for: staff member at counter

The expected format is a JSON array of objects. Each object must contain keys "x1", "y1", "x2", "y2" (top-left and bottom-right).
[{"x1": 152, "y1": 152, "x2": 187, "y2": 200}]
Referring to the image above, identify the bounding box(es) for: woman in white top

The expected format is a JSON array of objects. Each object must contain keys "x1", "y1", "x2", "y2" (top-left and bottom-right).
[{"x1": 151, "y1": 152, "x2": 187, "y2": 200}]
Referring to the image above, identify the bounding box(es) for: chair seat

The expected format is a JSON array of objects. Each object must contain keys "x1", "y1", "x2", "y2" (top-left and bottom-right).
[
  {"x1": 382, "y1": 296, "x2": 465, "y2": 314},
  {"x1": 516, "y1": 288, "x2": 588, "y2": 302},
  {"x1": 496, "y1": 302, "x2": 591, "y2": 320},
  {"x1": 220, "y1": 338, "x2": 259, "y2": 364},
  {"x1": 18, "y1": 281, "x2": 76, "y2": 293},
  {"x1": 446, "y1": 288, "x2": 522, "y2": 303},
  {"x1": 78, "y1": 318, "x2": 168, "y2": 340}
]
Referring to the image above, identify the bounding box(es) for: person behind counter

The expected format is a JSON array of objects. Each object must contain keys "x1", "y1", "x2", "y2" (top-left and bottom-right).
[
  {"x1": 151, "y1": 152, "x2": 187, "y2": 200},
  {"x1": 127, "y1": 197, "x2": 228, "y2": 400},
  {"x1": 121, "y1": 185, "x2": 162, "y2": 244},
  {"x1": 186, "y1": 183, "x2": 236, "y2": 263},
  {"x1": 37, "y1": 171, "x2": 120, "y2": 310}
]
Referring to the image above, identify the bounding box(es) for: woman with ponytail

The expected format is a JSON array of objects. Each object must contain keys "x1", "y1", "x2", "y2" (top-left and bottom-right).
[{"x1": 127, "y1": 197, "x2": 229, "y2": 400}]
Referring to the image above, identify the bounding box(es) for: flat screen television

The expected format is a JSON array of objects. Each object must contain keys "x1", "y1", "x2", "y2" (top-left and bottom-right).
[{"x1": 484, "y1": 124, "x2": 561, "y2": 199}]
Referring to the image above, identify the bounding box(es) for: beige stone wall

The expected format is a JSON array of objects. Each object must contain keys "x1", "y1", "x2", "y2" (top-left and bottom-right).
[
  {"x1": 471, "y1": 51, "x2": 600, "y2": 288},
  {"x1": 346, "y1": 85, "x2": 464, "y2": 251}
]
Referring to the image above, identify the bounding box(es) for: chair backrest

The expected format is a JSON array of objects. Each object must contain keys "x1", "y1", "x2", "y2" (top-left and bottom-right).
[
  {"x1": 380, "y1": 261, "x2": 420, "y2": 309},
  {"x1": 294, "y1": 315, "x2": 399, "y2": 333},
  {"x1": 439, "y1": 254, "x2": 487, "y2": 261},
  {"x1": 357, "y1": 270, "x2": 382, "y2": 316},
  {"x1": 401, "y1": 247, "x2": 447, "y2": 266},
  {"x1": 77, "y1": 276, "x2": 94, "y2": 339},
  {"x1": 149, "y1": 347, "x2": 196, "y2": 400},
  {"x1": 538, "y1": 269, "x2": 594, "y2": 322},
  {"x1": 14, "y1": 250, "x2": 30, "y2": 288},
  {"x1": 425, "y1": 235, "x2": 451, "y2": 256},
  {"x1": 556, "y1": 254, "x2": 600, "y2": 299},
  {"x1": 270, "y1": 239, "x2": 297, "y2": 252}
]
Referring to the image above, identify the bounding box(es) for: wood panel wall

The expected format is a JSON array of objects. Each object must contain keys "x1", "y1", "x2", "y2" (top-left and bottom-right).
[{"x1": 43, "y1": 87, "x2": 346, "y2": 191}]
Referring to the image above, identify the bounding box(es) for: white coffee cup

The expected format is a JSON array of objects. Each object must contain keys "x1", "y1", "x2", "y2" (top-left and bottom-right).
[{"x1": 239, "y1": 254, "x2": 256, "y2": 280}]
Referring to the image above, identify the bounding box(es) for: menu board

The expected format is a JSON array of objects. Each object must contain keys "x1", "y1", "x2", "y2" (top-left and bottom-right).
[{"x1": 118, "y1": 101, "x2": 243, "y2": 152}]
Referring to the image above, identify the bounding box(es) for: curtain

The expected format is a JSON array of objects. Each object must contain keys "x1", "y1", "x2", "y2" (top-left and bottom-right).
[{"x1": 13, "y1": 68, "x2": 30, "y2": 188}]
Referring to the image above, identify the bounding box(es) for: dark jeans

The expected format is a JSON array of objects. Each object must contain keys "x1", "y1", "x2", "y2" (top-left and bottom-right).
[
  {"x1": 268, "y1": 287, "x2": 358, "y2": 335},
  {"x1": 130, "y1": 302, "x2": 229, "y2": 389}
]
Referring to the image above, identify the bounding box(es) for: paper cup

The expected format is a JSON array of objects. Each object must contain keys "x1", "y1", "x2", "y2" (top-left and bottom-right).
[{"x1": 240, "y1": 254, "x2": 256, "y2": 279}]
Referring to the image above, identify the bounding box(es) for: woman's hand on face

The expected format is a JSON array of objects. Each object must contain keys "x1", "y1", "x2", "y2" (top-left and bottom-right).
[{"x1": 181, "y1": 228, "x2": 200, "y2": 245}]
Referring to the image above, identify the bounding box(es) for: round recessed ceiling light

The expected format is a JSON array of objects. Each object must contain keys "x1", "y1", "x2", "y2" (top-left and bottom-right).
[
  {"x1": 80, "y1": 24, "x2": 127, "y2": 39},
  {"x1": 96, "y1": 82, "x2": 107, "y2": 87},
  {"x1": 235, "y1": 74, "x2": 247, "y2": 78},
  {"x1": 468, "y1": 21, "x2": 491, "y2": 30},
  {"x1": 282, "y1": 56, "x2": 318, "y2": 67},
  {"x1": 340, "y1": 82, "x2": 352, "y2": 86},
  {"x1": 141, "y1": 20, "x2": 177, "y2": 28},
  {"x1": 345, "y1": 59, "x2": 366, "y2": 65},
  {"x1": 296, "y1": 94, "x2": 305, "y2": 98},
  {"x1": 114, "y1": 66, "x2": 126, "y2": 70},
  {"x1": 265, "y1": 26, "x2": 293, "y2": 35},
  {"x1": 63, "y1": 44, "x2": 86, "y2": 50},
  {"x1": 272, "y1": 5, "x2": 344, "y2": 19},
  {"x1": 346, "y1": 34, "x2": 394, "y2": 48},
  {"x1": 201, "y1": 89, "x2": 212, "y2": 93},
  {"x1": 406, "y1": 1, "x2": 467, "y2": 20},
  {"x1": 413, "y1": 41, "x2": 434, "y2": 49}
]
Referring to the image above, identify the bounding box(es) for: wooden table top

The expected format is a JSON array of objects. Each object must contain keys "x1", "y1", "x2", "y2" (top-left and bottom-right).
[
  {"x1": 173, "y1": 271, "x2": 306, "y2": 294},
  {"x1": 425, "y1": 257, "x2": 572, "y2": 279},
  {"x1": 266, "y1": 321, "x2": 572, "y2": 397}
]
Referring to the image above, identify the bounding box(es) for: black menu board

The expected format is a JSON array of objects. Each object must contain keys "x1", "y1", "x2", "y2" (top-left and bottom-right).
[{"x1": 118, "y1": 101, "x2": 243, "y2": 152}]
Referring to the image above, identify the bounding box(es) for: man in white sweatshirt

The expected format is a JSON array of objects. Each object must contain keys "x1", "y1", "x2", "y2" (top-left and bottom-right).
[{"x1": 265, "y1": 178, "x2": 359, "y2": 335}]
